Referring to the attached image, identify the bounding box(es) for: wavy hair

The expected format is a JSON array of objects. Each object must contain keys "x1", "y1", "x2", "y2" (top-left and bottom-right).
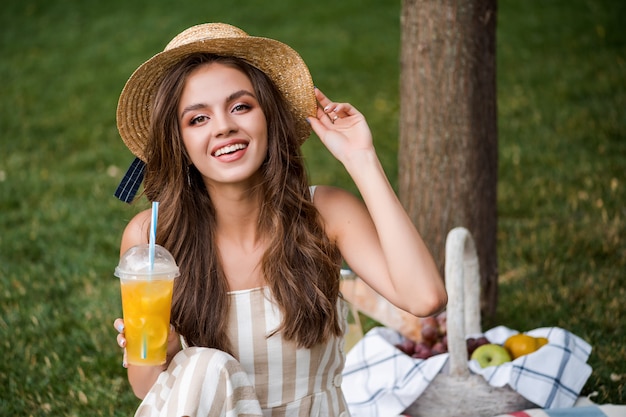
[{"x1": 142, "y1": 53, "x2": 342, "y2": 353}]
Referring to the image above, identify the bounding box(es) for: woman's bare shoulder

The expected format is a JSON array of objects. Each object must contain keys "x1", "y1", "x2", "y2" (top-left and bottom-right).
[
  {"x1": 312, "y1": 185, "x2": 368, "y2": 237},
  {"x1": 119, "y1": 209, "x2": 152, "y2": 255}
]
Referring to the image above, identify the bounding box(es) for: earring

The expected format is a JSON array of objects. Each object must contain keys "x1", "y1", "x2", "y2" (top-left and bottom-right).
[{"x1": 186, "y1": 165, "x2": 192, "y2": 188}]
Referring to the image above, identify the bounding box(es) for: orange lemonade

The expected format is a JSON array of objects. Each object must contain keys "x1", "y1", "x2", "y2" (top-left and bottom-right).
[{"x1": 121, "y1": 278, "x2": 174, "y2": 366}]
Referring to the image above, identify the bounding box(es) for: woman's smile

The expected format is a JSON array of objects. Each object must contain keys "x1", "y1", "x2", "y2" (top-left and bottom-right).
[
  {"x1": 213, "y1": 141, "x2": 248, "y2": 158},
  {"x1": 211, "y1": 139, "x2": 249, "y2": 162}
]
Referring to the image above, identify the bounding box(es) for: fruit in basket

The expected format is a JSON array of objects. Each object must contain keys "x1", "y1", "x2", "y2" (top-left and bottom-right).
[
  {"x1": 394, "y1": 311, "x2": 449, "y2": 360},
  {"x1": 395, "y1": 339, "x2": 416, "y2": 355},
  {"x1": 466, "y1": 336, "x2": 489, "y2": 356},
  {"x1": 392, "y1": 311, "x2": 452, "y2": 360},
  {"x1": 421, "y1": 322, "x2": 439, "y2": 344},
  {"x1": 470, "y1": 343, "x2": 512, "y2": 368},
  {"x1": 412, "y1": 342, "x2": 433, "y2": 359},
  {"x1": 504, "y1": 333, "x2": 548, "y2": 359},
  {"x1": 466, "y1": 337, "x2": 478, "y2": 355},
  {"x1": 431, "y1": 341, "x2": 447, "y2": 356}
]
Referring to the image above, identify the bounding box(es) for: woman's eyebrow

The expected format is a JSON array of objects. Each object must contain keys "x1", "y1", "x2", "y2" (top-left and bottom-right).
[
  {"x1": 227, "y1": 89, "x2": 256, "y2": 102},
  {"x1": 180, "y1": 103, "x2": 208, "y2": 119}
]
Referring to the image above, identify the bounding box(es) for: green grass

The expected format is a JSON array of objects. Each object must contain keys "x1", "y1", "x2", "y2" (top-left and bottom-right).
[
  {"x1": 0, "y1": 0, "x2": 624, "y2": 414},
  {"x1": 491, "y1": 1, "x2": 625, "y2": 404}
]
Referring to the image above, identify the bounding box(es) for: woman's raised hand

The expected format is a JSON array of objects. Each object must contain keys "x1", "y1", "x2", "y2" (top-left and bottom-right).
[{"x1": 307, "y1": 88, "x2": 374, "y2": 165}]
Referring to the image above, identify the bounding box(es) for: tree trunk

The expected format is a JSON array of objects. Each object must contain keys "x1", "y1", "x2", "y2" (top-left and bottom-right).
[{"x1": 399, "y1": 0, "x2": 498, "y2": 317}]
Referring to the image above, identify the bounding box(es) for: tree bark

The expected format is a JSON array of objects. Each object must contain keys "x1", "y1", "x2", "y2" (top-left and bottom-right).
[{"x1": 399, "y1": 0, "x2": 498, "y2": 317}]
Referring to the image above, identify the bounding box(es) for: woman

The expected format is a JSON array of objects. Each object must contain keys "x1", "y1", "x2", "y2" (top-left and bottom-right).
[{"x1": 113, "y1": 23, "x2": 447, "y2": 417}]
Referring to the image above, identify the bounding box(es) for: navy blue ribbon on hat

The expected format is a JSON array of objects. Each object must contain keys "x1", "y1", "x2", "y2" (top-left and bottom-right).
[{"x1": 114, "y1": 157, "x2": 145, "y2": 203}]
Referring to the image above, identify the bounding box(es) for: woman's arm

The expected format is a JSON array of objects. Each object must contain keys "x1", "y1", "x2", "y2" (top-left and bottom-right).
[
  {"x1": 308, "y1": 89, "x2": 447, "y2": 317},
  {"x1": 114, "y1": 209, "x2": 182, "y2": 399}
]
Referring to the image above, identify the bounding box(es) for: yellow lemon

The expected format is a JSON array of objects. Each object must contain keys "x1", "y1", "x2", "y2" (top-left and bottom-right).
[
  {"x1": 504, "y1": 333, "x2": 542, "y2": 359},
  {"x1": 536, "y1": 337, "x2": 549, "y2": 347}
]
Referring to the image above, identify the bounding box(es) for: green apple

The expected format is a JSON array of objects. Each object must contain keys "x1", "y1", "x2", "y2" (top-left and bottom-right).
[{"x1": 470, "y1": 343, "x2": 512, "y2": 368}]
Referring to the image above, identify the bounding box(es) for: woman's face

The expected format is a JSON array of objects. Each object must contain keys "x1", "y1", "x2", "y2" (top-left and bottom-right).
[{"x1": 178, "y1": 62, "x2": 268, "y2": 188}]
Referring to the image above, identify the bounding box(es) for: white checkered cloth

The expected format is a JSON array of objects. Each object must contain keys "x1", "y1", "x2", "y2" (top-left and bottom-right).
[
  {"x1": 341, "y1": 327, "x2": 449, "y2": 416},
  {"x1": 341, "y1": 326, "x2": 592, "y2": 417},
  {"x1": 468, "y1": 326, "x2": 593, "y2": 410}
]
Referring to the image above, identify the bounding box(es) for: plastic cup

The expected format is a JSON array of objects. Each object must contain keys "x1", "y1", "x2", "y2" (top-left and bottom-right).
[{"x1": 115, "y1": 244, "x2": 180, "y2": 366}]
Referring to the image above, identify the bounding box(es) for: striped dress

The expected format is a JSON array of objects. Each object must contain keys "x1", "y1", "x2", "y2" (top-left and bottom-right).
[{"x1": 135, "y1": 286, "x2": 351, "y2": 417}]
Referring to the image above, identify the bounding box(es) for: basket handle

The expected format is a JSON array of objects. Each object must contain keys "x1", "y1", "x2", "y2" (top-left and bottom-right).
[{"x1": 444, "y1": 227, "x2": 482, "y2": 377}]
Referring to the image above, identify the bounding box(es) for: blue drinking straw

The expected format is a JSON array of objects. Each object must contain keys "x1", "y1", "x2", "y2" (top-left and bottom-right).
[
  {"x1": 148, "y1": 201, "x2": 159, "y2": 272},
  {"x1": 143, "y1": 201, "x2": 159, "y2": 360}
]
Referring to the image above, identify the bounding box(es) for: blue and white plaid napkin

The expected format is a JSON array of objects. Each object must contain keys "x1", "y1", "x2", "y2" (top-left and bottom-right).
[
  {"x1": 341, "y1": 326, "x2": 592, "y2": 417},
  {"x1": 468, "y1": 326, "x2": 593, "y2": 410},
  {"x1": 341, "y1": 327, "x2": 449, "y2": 416}
]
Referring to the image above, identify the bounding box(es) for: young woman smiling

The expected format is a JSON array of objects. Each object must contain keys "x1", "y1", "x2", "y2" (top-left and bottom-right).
[{"x1": 112, "y1": 23, "x2": 447, "y2": 417}]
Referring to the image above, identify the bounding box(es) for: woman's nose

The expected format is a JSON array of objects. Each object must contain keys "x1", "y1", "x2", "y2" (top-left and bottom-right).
[{"x1": 214, "y1": 113, "x2": 237, "y2": 136}]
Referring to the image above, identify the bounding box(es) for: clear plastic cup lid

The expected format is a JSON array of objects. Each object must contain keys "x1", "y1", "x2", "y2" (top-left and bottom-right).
[{"x1": 115, "y1": 243, "x2": 180, "y2": 279}]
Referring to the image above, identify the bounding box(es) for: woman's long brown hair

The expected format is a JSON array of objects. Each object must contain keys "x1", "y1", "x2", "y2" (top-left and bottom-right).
[{"x1": 142, "y1": 53, "x2": 342, "y2": 354}]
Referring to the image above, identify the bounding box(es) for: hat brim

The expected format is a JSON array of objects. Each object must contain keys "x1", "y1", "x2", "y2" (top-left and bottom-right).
[{"x1": 117, "y1": 33, "x2": 316, "y2": 162}]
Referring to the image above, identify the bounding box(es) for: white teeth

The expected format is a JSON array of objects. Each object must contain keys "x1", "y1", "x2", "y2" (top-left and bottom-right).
[{"x1": 214, "y1": 143, "x2": 247, "y2": 157}]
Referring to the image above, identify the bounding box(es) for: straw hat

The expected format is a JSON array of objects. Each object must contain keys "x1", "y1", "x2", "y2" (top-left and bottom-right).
[{"x1": 116, "y1": 23, "x2": 317, "y2": 162}]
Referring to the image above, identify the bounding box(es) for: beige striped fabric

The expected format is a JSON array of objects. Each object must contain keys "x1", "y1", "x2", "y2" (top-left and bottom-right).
[
  {"x1": 227, "y1": 287, "x2": 350, "y2": 416},
  {"x1": 134, "y1": 287, "x2": 351, "y2": 417},
  {"x1": 135, "y1": 347, "x2": 263, "y2": 417}
]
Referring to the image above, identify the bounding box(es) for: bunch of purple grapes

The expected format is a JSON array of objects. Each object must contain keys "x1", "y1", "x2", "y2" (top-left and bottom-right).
[{"x1": 394, "y1": 311, "x2": 489, "y2": 360}]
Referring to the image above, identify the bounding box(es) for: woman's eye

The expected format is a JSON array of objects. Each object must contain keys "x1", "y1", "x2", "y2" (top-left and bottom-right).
[
  {"x1": 232, "y1": 103, "x2": 251, "y2": 112},
  {"x1": 190, "y1": 115, "x2": 209, "y2": 125}
]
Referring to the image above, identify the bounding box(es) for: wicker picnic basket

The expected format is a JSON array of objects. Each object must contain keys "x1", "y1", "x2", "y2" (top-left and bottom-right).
[
  {"x1": 402, "y1": 227, "x2": 537, "y2": 417},
  {"x1": 340, "y1": 227, "x2": 538, "y2": 417}
]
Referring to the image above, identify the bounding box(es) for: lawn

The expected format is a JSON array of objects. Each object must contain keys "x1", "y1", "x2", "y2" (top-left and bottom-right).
[{"x1": 0, "y1": 0, "x2": 624, "y2": 415}]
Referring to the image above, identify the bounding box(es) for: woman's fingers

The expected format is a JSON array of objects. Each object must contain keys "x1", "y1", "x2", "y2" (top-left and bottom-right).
[
  {"x1": 314, "y1": 87, "x2": 331, "y2": 108},
  {"x1": 116, "y1": 332, "x2": 127, "y2": 348},
  {"x1": 113, "y1": 318, "x2": 128, "y2": 367},
  {"x1": 315, "y1": 88, "x2": 358, "y2": 123},
  {"x1": 315, "y1": 88, "x2": 341, "y2": 124},
  {"x1": 114, "y1": 318, "x2": 125, "y2": 334},
  {"x1": 114, "y1": 319, "x2": 126, "y2": 347}
]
